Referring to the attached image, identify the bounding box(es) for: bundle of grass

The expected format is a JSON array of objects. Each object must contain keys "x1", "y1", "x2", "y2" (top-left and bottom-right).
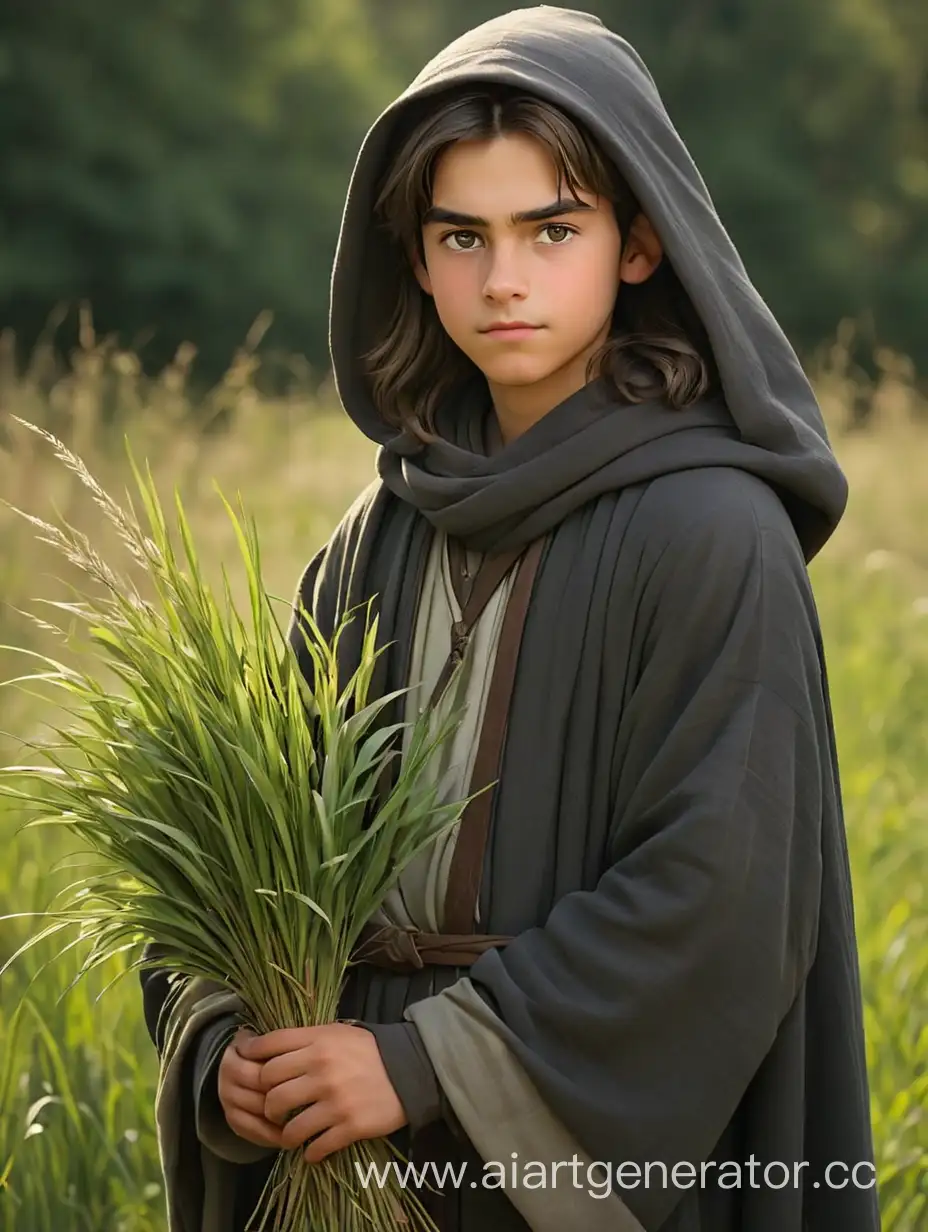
[{"x1": 0, "y1": 418, "x2": 471, "y2": 1231}]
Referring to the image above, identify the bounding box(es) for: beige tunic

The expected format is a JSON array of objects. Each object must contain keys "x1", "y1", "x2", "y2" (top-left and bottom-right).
[{"x1": 373, "y1": 531, "x2": 514, "y2": 932}]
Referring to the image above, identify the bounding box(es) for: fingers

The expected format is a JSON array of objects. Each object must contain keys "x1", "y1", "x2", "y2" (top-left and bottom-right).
[
  {"x1": 221, "y1": 1043, "x2": 264, "y2": 1092},
  {"x1": 264, "y1": 1074, "x2": 322, "y2": 1126},
  {"x1": 258, "y1": 1047, "x2": 316, "y2": 1093},
  {"x1": 225, "y1": 1108, "x2": 285, "y2": 1150},
  {"x1": 279, "y1": 1100, "x2": 335, "y2": 1152},
  {"x1": 222, "y1": 1084, "x2": 267, "y2": 1118},
  {"x1": 303, "y1": 1120, "x2": 356, "y2": 1164},
  {"x1": 239, "y1": 1027, "x2": 318, "y2": 1061}
]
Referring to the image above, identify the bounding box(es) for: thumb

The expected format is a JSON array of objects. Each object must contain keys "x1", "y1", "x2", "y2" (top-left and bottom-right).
[{"x1": 234, "y1": 1028, "x2": 258, "y2": 1057}]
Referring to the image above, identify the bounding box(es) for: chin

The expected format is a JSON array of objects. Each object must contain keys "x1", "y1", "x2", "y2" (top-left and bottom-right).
[{"x1": 476, "y1": 358, "x2": 561, "y2": 387}]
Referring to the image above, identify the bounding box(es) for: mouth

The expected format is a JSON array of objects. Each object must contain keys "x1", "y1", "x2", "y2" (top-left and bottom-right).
[{"x1": 480, "y1": 322, "x2": 543, "y2": 339}]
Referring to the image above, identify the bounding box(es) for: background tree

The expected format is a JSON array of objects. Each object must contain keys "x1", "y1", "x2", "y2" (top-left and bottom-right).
[
  {"x1": 0, "y1": 0, "x2": 392, "y2": 379},
  {"x1": 0, "y1": 0, "x2": 925, "y2": 383}
]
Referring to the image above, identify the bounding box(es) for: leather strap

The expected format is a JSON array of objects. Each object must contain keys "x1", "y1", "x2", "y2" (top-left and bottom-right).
[
  {"x1": 425, "y1": 539, "x2": 525, "y2": 713},
  {"x1": 370, "y1": 537, "x2": 522, "y2": 809},
  {"x1": 356, "y1": 532, "x2": 546, "y2": 970},
  {"x1": 441, "y1": 534, "x2": 546, "y2": 934}
]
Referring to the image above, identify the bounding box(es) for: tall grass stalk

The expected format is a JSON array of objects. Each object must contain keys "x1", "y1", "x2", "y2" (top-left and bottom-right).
[{"x1": 0, "y1": 418, "x2": 473, "y2": 1231}]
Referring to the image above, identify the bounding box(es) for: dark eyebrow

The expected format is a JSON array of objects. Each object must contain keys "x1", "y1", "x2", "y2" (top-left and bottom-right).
[{"x1": 422, "y1": 199, "x2": 595, "y2": 227}]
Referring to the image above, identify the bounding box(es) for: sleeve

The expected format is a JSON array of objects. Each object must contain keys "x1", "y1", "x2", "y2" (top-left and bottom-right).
[
  {"x1": 140, "y1": 943, "x2": 177, "y2": 1053},
  {"x1": 407, "y1": 490, "x2": 828, "y2": 1232},
  {"x1": 140, "y1": 941, "x2": 194, "y2": 1055},
  {"x1": 191, "y1": 1013, "x2": 275, "y2": 1164},
  {"x1": 139, "y1": 943, "x2": 270, "y2": 1160},
  {"x1": 363, "y1": 1021, "x2": 443, "y2": 1132},
  {"x1": 154, "y1": 978, "x2": 273, "y2": 1228}
]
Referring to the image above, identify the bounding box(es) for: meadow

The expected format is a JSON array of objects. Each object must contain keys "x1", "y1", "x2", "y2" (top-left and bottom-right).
[{"x1": 0, "y1": 326, "x2": 925, "y2": 1230}]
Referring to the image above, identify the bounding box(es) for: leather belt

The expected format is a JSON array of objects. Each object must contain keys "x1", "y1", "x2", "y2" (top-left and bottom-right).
[{"x1": 352, "y1": 922, "x2": 515, "y2": 972}]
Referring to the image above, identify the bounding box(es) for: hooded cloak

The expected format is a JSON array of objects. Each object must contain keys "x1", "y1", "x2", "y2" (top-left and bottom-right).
[
  {"x1": 329, "y1": 6, "x2": 848, "y2": 561},
  {"x1": 142, "y1": 8, "x2": 879, "y2": 1231}
]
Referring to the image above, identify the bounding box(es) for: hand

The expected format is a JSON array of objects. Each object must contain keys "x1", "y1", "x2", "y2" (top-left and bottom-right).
[
  {"x1": 217, "y1": 1028, "x2": 285, "y2": 1150},
  {"x1": 239, "y1": 1023, "x2": 408, "y2": 1162}
]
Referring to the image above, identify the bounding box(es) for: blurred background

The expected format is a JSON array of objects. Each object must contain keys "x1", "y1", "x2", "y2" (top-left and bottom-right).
[
  {"x1": 0, "y1": 0, "x2": 926, "y2": 388},
  {"x1": 0, "y1": 3, "x2": 926, "y2": 1230}
]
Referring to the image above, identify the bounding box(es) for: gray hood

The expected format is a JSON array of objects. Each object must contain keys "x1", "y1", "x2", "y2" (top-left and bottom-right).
[{"x1": 327, "y1": 5, "x2": 847, "y2": 560}]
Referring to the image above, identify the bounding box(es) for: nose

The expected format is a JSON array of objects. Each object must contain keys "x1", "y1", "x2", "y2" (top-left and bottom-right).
[{"x1": 481, "y1": 241, "x2": 528, "y2": 302}]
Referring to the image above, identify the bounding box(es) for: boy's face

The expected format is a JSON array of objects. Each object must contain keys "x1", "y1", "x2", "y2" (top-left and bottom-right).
[{"x1": 413, "y1": 131, "x2": 662, "y2": 431}]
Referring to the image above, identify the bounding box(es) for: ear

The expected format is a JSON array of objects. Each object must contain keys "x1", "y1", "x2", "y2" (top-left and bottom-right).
[
  {"x1": 619, "y1": 213, "x2": 664, "y2": 286},
  {"x1": 409, "y1": 243, "x2": 434, "y2": 296}
]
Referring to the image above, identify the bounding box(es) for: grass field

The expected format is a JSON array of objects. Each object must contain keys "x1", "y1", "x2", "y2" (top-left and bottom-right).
[{"x1": 0, "y1": 331, "x2": 926, "y2": 1229}]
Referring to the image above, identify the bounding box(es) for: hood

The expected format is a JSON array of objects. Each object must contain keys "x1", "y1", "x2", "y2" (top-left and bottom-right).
[{"x1": 328, "y1": 5, "x2": 847, "y2": 561}]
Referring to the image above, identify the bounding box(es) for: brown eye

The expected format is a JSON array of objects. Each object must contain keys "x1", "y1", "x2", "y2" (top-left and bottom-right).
[
  {"x1": 541, "y1": 224, "x2": 574, "y2": 244},
  {"x1": 444, "y1": 231, "x2": 480, "y2": 251}
]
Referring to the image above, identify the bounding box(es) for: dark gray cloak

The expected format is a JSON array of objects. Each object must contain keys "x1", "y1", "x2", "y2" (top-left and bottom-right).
[{"x1": 141, "y1": 7, "x2": 880, "y2": 1231}]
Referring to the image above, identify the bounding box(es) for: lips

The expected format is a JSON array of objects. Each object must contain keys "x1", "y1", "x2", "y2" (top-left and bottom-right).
[
  {"x1": 481, "y1": 322, "x2": 542, "y2": 341},
  {"x1": 482, "y1": 322, "x2": 539, "y2": 332}
]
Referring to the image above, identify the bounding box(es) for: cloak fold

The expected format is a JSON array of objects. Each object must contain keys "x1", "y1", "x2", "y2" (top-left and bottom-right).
[{"x1": 151, "y1": 977, "x2": 272, "y2": 1232}]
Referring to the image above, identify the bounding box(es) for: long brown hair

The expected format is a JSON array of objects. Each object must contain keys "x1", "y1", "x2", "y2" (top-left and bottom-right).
[{"x1": 363, "y1": 85, "x2": 720, "y2": 440}]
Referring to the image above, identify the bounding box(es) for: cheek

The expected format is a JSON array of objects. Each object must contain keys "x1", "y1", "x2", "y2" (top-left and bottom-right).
[
  {"x1": 427, "y1": 257, "x2": 476, "y2": 321},
  {"x1": 557, "y1": 245, "x2": 620, "y2": 313}
]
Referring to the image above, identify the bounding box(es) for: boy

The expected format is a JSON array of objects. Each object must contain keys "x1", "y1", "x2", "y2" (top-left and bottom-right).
[{"x1": 143, "y1": 9, "x2": 879, "y2": 1231}]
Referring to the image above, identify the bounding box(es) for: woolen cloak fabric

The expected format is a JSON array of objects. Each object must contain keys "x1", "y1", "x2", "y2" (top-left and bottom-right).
[
  {"x1": 141, "y1": 7, "x2": 880, "y2": 1231},
  {"x1": 290, "y1": 467, "x2": 879, "y2": 1232}
]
